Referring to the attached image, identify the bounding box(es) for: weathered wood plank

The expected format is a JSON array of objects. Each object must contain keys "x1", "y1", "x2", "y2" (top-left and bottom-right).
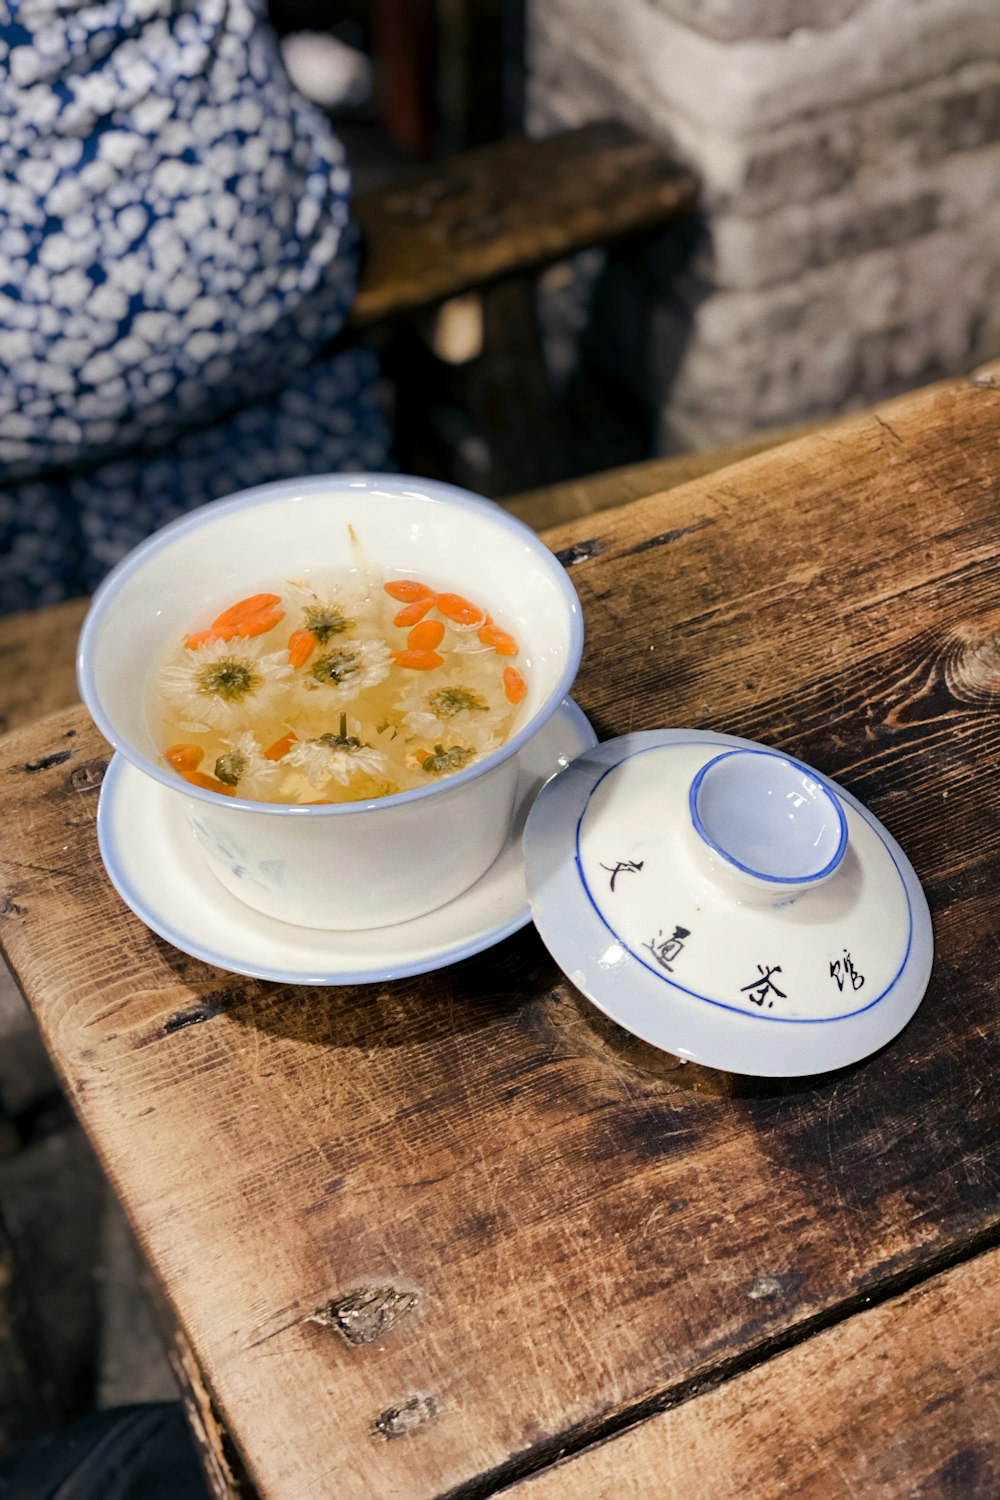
[
  {"x1": 144, "y1": 1271, "x2": 255, "y2": 1500},
  {"x1": 504, "y1": 1246, "x2": 1000, "y2": 1499},
  {"x1": 349, "y1": 121, "x2": 698, "y2": 328},
  {"x1": 0, "y1": 596, "x2": 86, "y2": 735},
  {"x1": 2, "y1": 366, "x2": 1000, "y2": 1497},
  {"x1": 501, "y1": 369, "x2": 997, "y2": 532},
  {"x1": 502, "y1": 423, "x2": 819, "y2": 531}
]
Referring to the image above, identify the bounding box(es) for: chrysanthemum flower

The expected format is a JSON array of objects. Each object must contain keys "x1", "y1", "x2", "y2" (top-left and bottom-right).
[
  {"x1": 297, "y1": 637, "x2": 392, "y2": 702},
  {"x1": 284, "y1": 714, "x2": 389, "y2": 789},
  {"x1": 412, "y1": 741, "x2": 478, "y2": 777},
  {"x1": 288, "y1": 578, "x2": 377, "y2": 637},
  {"x1": 213, "y1": 733, "x2": 284, "y2": 801},
  {"x1": 398, "y1": 670, "x2": 505, "y2": 751},
  {"x1": 160, "y1": 637, "x2": 293, "y2": 731}
]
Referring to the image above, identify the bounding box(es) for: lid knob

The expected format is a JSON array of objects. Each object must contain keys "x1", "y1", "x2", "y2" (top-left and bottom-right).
[{"x1": 688, "y1": 749, "x2": 847, "y2": 904}]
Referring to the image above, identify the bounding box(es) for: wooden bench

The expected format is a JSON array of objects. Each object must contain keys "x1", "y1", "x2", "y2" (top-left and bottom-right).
[
  {"x1": 348, "y1": 120, "x2": 697, "y2": 328},
  {"x1": 347, "y1": 119, "x2": 699, "y2": 493}
]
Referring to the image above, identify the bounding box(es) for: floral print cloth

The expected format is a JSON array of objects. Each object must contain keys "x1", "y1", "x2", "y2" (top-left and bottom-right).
[{"x1": 0, "y1": 0, "x2": 391, "y2": 613}]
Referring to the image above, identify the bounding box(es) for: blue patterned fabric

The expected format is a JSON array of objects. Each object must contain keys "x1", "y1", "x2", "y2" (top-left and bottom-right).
[{"x1": 0, "y1": 0, "x2": 392, "y2": 613}]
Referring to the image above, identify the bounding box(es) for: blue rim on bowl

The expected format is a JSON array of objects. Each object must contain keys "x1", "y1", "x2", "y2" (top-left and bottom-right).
[{"x1": 688, "y1": 747, "x2": 849, "y2": 886}]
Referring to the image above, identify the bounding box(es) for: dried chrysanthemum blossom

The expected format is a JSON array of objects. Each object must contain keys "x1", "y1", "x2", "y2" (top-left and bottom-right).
[
  {"x1": 213, "y1": 733, "x2": 283, "y2": 800},
  {"x1": 415, "y1": 742, "x2": 478, "y2": 777},
  {"x1": 284, "y1": 714, "x2": 389, "y2": 790},
  {"x1": 398, "y1": 673, "x2": 504, "y2": 752},
  {"x1": 302, "y1": 600, "x2": 354, "y2": 642},
  {"x1": 160, "y1": 637, "x2": 293, "y2": 731},
  {"x1": 427, "y1": 684, "x2": 490, "y2": 718},
  {"x1": 284, "y1": 577, "x2": 380, "y2": 667},
  {"x1": 297, "y1": 638, "x2": 392, "y2": 702}
]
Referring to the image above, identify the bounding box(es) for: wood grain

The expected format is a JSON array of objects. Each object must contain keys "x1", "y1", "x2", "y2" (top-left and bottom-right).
[
  {"x1": 0, "y1": 596, "x2": 86, "y2": 735},
  {"x1": 502, "y1": 423, "x2": 822, "y2": 531},
  {"x1": 2, "y1": 364, "x2": 1000, "y2": 1497},
  {"x1": 501, "y1": 369, "x2": 1000, "y2": 532},
  {"x1": 504, "y1": 1246, "x2": 1000, "y2": 1499},
  {"x1": 349, "y1": 121, "x2": 698, "y2": 328}
]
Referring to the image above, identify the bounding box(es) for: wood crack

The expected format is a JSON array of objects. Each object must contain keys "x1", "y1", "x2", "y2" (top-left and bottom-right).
[
  {"x1": 446, "y1": 1216, "x2": 1000, "y2": 1500},
  {"x1": 22, "y1": 749, "x2": 73, "y2": 772}
]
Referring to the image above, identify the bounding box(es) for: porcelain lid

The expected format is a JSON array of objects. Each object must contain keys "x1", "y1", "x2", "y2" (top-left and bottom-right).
[{"x1": 523, "y1": 728, "x2": 933, "y2": 1077}]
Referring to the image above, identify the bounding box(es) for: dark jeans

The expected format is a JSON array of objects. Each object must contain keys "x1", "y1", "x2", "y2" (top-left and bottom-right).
[{"x1": 0, "y1": 1404, "x2": 211, "y2": 1500}]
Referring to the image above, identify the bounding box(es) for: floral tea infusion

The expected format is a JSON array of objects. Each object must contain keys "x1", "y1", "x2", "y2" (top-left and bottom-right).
[{"x1": 153, "y1": 563, "x2": 528, "y2": 805}]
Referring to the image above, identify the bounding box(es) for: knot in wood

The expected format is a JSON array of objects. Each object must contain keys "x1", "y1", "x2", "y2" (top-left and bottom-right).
[
  {"x1": 555, "y1": 538, "x2": 602, "y2": 569},
  {"x1": 163, "y1": 1000, "x2": 222, "y2": 1034},
  {"x1": 945, "y1": 631, "x2": 1000, "y2": 703},
  {"x1": 747, "y1": 1275, "x2": 785, "y2": 1301},
  {"x1": 308, "y1": 1285, "x2": 418, "y2": 1346},
  {"x1": 69, "y1": 760, "x2": 106, "y2": 792},
  {"x1": 373, "y1": 1395, "x2": 438, "y2": 1439}
]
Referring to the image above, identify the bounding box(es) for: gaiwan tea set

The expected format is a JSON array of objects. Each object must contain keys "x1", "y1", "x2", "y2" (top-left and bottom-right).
[{"x1": 78, "y1": 474, "x2": 933, "y2": 1078}]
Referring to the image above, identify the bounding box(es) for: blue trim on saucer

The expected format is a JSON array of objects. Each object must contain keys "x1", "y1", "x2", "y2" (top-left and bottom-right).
[
  {"x1": 96, "y1": 697, "x2": 596, "y2": 986},
  {"x1": 574, "y1": 740, "x2": 914, "y2": 1024},
  {"x1": 688, "y1": 748, "x2": 849, "y2": 885}
]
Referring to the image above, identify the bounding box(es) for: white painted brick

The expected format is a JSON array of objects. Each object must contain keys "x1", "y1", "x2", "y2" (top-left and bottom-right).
[
  {"x1": 588, "y1": 215, "x2": 1000, "y2": 422},
  {"x1": 700, "y1": 141, "x2": 1000, "y2": 291},
  {"x1": 649, "y1": 0, "x2": 867, "y2": 44},
  {"x1": 530, "y1": 22, "x2": 1000, "y2": 208},
  {"x1": 528, "y1": 0, "x2": 1000, "y2": 443},
  {"x1": 529, "y1": 18, "x2": 863, "y2": 213},
  {"x1": 533, "y1": 0, "x2": 1000, "y2": 135}
]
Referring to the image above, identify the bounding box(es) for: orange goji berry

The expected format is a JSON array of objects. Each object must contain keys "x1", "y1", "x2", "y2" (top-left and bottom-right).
[
  {"x1": 264, "y1": 731, "x2": 297, "y2": 761},
  {"x1": 166, "y1": 743, "x2": 204, "y2": 772},
  {"x1": 393, "y1": 597, "x2": 434, "y2": 628},
  {"x1": 503, "y1": 666, "x2": 527, "y2": 705},
  {"x1": 478, "y1": 621, "x2": 518, "y2": 655},
  {"x1": 384, "y1": 579, "x2": 435, "y2": 603},
  {"x1": 407, "y1": 619, "x2": 445, "y2": 652},
  {"x1": 230, "y1": 607, "x2": 285, "y2": 639},
  {"x1": 211, "y1": 592, "x2": 282, "y2": 629},
  {"x1": 436, "y1": 592, "x2": 485, "y2": 628},
  {"x1": 181, "y1": 770, "x2": 236, "y2": 796},
  {"x1": 183, "y1": 628, "x2": 222, "y2": 651},
  {"x1": 392, "y1": 648, "x2": 444, "y2": 671},
  {"x1": 184, "y1": 607, "x2": 284, "y2": 648},
  {"x1": 287, "y1": 627, "x2": 318, "y2": 667}
]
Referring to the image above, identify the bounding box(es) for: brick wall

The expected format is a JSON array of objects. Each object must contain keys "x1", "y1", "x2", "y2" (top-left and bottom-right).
[{"x1": 527, "y1": 0, "x2": 1000, "y2": 449}]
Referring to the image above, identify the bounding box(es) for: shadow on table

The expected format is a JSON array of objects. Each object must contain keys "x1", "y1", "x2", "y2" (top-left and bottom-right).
[
  {"x1": 157, "y1": 920, "x2": 869, "y2": 1106},
  {"x1": 156, "y1": 925, "x2": 555, "y2": 1052}
]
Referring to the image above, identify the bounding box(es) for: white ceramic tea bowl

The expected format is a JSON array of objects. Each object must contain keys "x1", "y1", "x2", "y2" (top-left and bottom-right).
[{"x1": 78, "y1": 473, "x2": 584, "y2": 930}]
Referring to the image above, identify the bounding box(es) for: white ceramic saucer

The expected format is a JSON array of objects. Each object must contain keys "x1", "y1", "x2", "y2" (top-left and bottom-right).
[
  {"x1": 97, "y1": 698, "x2": 596, "y2": 984},
  {"x1": 524, "y1": 728, "x2": 934, "y2": 1077}
]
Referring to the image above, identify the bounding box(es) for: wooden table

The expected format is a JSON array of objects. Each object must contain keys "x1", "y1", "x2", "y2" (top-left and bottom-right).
[{"x1": 4, "y1": 366, "x2": 1000, "y2": 1497}]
